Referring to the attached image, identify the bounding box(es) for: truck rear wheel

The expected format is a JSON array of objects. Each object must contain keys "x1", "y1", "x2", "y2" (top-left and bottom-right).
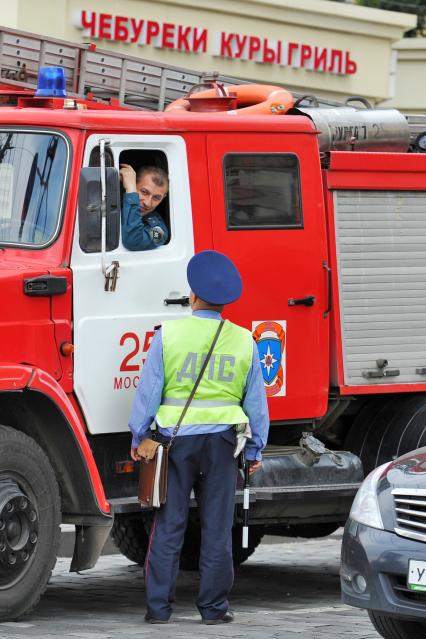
[
  {"x1": 345, "y1": 395, "x2": 426, "y2": 474},
  {"x1": 232, "y1": 524, "x2": 264, "y2": 566},
  {"x1": 278, "y1": 523, "x2": 339, "y2": 538},
  {"x1": 368, "y1": 610, "x2": 426, "y2": 639},
  {"x1": 0, "y1": 425, "x2": 61, "y2": 621},
  {"x1": 110, "y1": 515, "x2": 149, "y2": 565},
  {"x1": 111, "y1": 516, "x2": 264, "y2": 570},
  {"x1": 179, "y1": 522, "x2": 264, "y2": 570}
]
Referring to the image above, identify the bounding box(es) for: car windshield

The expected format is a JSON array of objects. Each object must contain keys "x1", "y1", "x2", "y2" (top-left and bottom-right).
[{"x1": 0, "y1": 131, "x2": 68, "y2": 247}]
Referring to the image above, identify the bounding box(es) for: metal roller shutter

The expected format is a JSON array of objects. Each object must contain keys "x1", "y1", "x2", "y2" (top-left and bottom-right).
[{"x1": 334, "y1": 190, "x2": 426, "y2": 385}]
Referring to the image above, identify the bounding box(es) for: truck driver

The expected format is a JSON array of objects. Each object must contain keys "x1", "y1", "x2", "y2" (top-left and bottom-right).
[{"x1": 119, "y1": 164, "x2": 169, "y2": 251}]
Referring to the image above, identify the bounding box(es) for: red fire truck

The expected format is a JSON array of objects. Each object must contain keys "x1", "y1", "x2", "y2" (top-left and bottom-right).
[{"x1": 1, "y1": 27, "x2": 426, "y2": 620}]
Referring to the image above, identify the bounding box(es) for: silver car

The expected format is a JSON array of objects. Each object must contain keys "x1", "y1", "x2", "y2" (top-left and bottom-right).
[{"x1": 340, "y1": 447, "x2": 426, "y2": 639}]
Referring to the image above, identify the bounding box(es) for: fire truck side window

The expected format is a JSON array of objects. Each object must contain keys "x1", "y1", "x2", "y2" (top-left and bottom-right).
[
  {"x1": 0, "y1": 131, "x2": 68, "y2": 247},
  {"x1": 223, "y1": 153, "x2": 303, "y2": 230}
]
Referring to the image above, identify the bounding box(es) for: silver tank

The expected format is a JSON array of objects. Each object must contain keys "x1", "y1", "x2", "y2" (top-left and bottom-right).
[{"x1": 291, "y1": 104, "x2": 410, "y2": 153}]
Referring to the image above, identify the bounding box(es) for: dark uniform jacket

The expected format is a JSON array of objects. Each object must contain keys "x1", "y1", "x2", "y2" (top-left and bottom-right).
[{"x1": 121, "y1": 192, "x2": 168, "y2": 251}]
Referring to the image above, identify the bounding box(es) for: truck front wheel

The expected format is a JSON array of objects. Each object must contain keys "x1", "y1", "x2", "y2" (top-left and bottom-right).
[{"x1": 0, "y1": 425, "x2": 61, "y2": 621}]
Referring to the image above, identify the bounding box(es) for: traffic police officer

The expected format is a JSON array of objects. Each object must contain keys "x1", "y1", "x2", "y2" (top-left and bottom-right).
[
  {"x1": 119, "y1": 164, "x2": 169, "y2": 250},
  {"x1": 129, "y1": 250, "x2": 269, "y2": 624}
]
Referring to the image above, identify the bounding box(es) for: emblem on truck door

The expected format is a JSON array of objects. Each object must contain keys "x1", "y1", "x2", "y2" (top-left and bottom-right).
[{"x1": 252, "y1": 321, "x2": 286, "y2": 397}]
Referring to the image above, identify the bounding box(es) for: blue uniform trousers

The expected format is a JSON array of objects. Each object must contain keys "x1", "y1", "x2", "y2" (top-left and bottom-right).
[{"x1": 144, "y1": 429, "x2": 237, "y2": 621}]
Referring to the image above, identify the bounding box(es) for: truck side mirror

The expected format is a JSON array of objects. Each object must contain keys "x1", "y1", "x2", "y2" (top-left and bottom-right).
[{"x1": 78, "y1": 167, "x2": 120, "y2": 253}]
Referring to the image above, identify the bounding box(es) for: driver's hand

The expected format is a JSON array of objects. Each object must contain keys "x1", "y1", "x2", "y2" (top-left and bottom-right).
[{"x1": 119, "y1": 164, "x2": 137, "y2": 193}]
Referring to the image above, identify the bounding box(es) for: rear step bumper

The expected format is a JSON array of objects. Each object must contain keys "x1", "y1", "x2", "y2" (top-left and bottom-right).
[{"x1": 109, "y1": 445, "x2": 363, "y2": 525}]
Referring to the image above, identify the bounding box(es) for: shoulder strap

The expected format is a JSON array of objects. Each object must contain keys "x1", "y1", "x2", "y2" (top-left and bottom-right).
[{"x1": 168, "y1": 319, "x2": 225, "y2": 447}]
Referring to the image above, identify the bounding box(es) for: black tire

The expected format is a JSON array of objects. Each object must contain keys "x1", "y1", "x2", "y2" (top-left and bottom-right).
[
  {"x1": 0, "y1": 425, "x2": 61, "y2": 621},
  {"x1": 345, "y1": 395, "x2": 426, "y2": 475},
  {"x1": 232, "y1": 524, "x2": 264, "y2": 566},
  {"x1": 179, "y1": 521, "x2": 264, "y2": 571},
  {"x1": 368, "y1": 610, "x2": 426, "y2": 639},
  {"x1": 110, "y1": 515, "x2": 150, "y2": 565},
  {"x1": 278, "y1": 522, "x2": 339, "y2": 539}
]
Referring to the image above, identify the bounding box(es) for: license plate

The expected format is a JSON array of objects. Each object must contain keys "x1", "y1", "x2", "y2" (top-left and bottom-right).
[{"x1": 408, "y1": 560, "x2": 426, "y2": 592}]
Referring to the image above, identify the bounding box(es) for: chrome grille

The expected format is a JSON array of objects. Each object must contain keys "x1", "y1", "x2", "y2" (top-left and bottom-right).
[{"x1": 393, "y1": 489, "x2": 426, "y2": 543}]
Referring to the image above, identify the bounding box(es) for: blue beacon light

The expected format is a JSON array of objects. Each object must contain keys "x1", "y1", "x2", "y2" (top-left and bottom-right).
[{"x1": 35, "y1": 67, "x2": 67, "y2": 97}]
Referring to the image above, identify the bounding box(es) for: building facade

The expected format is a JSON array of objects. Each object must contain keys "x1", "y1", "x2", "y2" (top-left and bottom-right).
[{"x1": 1, "y1": 0, "x2": 421, "y2": 110}]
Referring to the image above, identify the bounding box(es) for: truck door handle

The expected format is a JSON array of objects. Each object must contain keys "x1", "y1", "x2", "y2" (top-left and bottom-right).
[
  {"x1": 24, "y1": 276, "x2": 67, "y2": 297},
  {"x1": 164, "y1": 296, "x2": 190, "y2": 307},
  {"x1": 288, "y1": 295, "x2": 316, "y2": 307}
]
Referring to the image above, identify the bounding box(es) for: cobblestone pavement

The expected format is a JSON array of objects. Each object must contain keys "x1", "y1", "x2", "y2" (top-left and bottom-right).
[{"x1": 0, "y1": 532, "x2": 379, "y2": 639}]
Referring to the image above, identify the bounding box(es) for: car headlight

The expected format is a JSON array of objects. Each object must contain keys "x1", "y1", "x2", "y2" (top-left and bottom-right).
[{"x1": 349, "y1": 462, "x2": 391, "y2": 530}]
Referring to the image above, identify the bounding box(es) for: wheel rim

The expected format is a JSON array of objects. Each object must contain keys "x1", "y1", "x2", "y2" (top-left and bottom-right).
[{"x1": 0, "y1": 478, "x2": 39, "y2": 588}]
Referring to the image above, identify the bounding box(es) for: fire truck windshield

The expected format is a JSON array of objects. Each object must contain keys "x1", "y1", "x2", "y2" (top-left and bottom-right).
[{"x1": 0, "y1": 130, "x2": 68, "y2": 248}]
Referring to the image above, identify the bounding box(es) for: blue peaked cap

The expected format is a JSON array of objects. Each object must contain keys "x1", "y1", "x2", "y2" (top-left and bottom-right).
[{"x1": 187, "y1": 250, "x2": 242, "y2": 305}]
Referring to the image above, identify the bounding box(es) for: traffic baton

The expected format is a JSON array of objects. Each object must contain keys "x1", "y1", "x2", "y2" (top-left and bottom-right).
[{"x1": 242, "y1": 452, "x2": 250, "y2": 549}]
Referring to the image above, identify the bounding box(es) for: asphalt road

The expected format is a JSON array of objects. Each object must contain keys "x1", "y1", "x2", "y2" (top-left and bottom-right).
[{"x1": 0, "y1": 531, "x2": 379, "y2": 639}]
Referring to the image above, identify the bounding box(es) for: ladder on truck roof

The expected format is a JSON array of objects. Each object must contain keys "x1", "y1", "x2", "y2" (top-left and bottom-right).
[
  {"x1": 0, "y1": 25, "x2": 425, "y2": 141},
  {"x1": 0, "y1": 25, "x2": 344, "y2": 111},
  {"x1": 0, "y1": 25, "x2": 249, "y2": 111}
]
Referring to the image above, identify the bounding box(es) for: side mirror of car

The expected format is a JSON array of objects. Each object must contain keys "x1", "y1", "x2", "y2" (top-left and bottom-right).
[{"x1": 78, "y1": 167, "x2": 120, "y2": 253}]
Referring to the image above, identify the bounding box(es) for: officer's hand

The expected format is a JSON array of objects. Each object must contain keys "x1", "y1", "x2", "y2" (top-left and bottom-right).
[
  {"x1": 119, "y1": 164, "x2": 137, "y2": 193},
  {"x1": 249, "y1": 460, "x2": 262, "y2": 475},
  {"x1": 130, "y1": 446, "x2": 142, "y2": 462}
]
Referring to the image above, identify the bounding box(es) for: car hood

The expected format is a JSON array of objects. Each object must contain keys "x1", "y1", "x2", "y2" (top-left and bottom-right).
[{"x1": 384, "y1": 447, "x2": 426, "y2": 490}]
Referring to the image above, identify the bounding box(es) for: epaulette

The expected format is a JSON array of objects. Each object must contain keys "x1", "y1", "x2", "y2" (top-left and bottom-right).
[{"x1": 154, "y1": 324, "x2": 162, "y2": 331}]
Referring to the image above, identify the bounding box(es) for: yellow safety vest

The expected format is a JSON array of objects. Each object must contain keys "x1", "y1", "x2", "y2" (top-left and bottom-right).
[{"x1": 156, "y1": 316, "x2": 253, "y2": 428}]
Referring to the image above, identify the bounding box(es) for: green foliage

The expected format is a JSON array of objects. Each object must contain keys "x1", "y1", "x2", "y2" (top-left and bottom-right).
[
  {"x1": 356, "y1": 0, "x2": 426, "y2": 13},
  {"x1": 355, "y1": 0, "x2": 426, "y2": 36},
  {"x1": 355, "y1": 0, "x2": 381, "y2": 7}
]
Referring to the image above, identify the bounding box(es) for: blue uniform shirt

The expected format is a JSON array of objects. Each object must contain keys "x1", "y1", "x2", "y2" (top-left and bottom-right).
[
  {"x1": 129, "y1": 310, "x2": 270, "y2": 460},
  {"x1": 121, "y1": 192, "x2": 169, "y2": 251}
]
